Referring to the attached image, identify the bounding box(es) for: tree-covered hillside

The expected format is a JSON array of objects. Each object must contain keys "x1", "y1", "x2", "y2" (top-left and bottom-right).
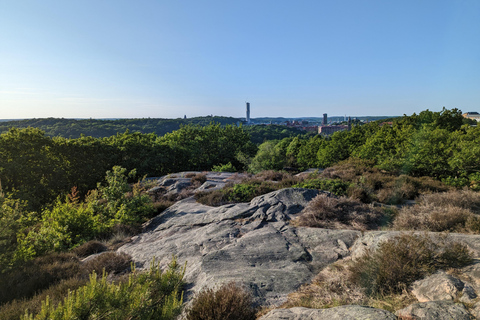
[{"x1": 0, "y1": 116, "x2": 241, "y2": 138}]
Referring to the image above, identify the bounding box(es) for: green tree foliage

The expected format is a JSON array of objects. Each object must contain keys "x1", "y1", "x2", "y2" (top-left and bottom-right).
[
  {"x1": 15, "y1": 167, "x2": 154, "y2": 261},
  {"x1": 22, "y1": 258, "x2": 185, "y2": 320},
  {"x1": 248, "y1": 140, "x2": 286, "y2": 173},
  {"x1": 0, "y1": 116, "x2": 240, "y2": 138},
  {"x1": 0, "y1": 128, "x2": 70, "y2": 210},
  {"x1": 244, "y1": 124, "x2": 306, "y2": 144},
  {"x1": 160, "y1": 124, "x2": 256, "y2": 172}
]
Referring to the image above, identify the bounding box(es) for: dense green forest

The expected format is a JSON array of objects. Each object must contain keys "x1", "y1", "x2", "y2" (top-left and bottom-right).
[
  {"x1": 1, "y1": 107, "x2": 480, "y2": 319},
  {"x1": 0, "y1": 116, "x2": 240, "y2": 138},
  {"x1": 0, "y1": 117, "x2": 308, "y2": 145}
]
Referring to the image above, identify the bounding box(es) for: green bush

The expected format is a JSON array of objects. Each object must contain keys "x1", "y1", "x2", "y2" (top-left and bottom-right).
[
  {"x1": 212, "y1": 162, "x2": 237, "y2": 172},
  {"x1": 186, "y1": 282, "x2": 257, "y2": 320},
  {"x1": 15, "y1": 167, "x2": 155, "y2": 261},
  {"x1": 349, "y1": 233, "x2": 473, "y2": 296},
  {"x1": 22, "y1": 258, "x2": 185, "y2": 320},
  {"x1": 293, "y1": 179, "x2": 351, "y2": 196}
]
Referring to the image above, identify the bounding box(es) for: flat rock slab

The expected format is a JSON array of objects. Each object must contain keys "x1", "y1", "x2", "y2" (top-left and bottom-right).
[
  {"x1": 119, "y1": 188, "x2": 360, "y2": 305},
  {"x1": 396, "y1": 301, "x2": 472, "y2": 320},
  {"x1": 258, "y1": 306, "x2": 397, "y2": 320}
]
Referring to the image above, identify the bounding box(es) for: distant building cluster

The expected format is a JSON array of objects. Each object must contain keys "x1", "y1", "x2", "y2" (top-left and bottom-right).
[
  {"x1": 242, "y1": 103, "x2": 382, "y2": 135},
  {"x1": 317, "y1": 116, "x2": 352, "y2": 135},
  {"x1": 463, "y1": 112, "x2": 480, "y2": 122}
]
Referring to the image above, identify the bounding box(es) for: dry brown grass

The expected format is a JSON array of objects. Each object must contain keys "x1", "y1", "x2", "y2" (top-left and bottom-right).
[
  {"x1": 393, "y1": 203, "x2": 477, "y2": 232},
  {"x1": 281, "y1": 260, "x2": 417, "y2": 313},
  {"x1": 393, "y1": 190, "x2": 480, "y2": 233},
  {"x1": 83, "y1": 251, "x2": 132, "y2": 275},
  {"x1": 418, "y1": 189, "x2": 480, "y2": 213},
  {"x1": 72, "y1": 240, "x2": 108, "y2": 258},
  {"x1": 186, "y1": 282, "x2": 257, "y2": 320},
  {"x1": 349, "y1": 233, "x2": 473, "y2": 296},
  {"x1": 190, "y1": 173, "x2": 207, "y2": 187},
  {"x1": 0, "y1": 252, "x2": 82, "y2": 305},
  {"x1": 293, "y1": 194, "x2": 386, "y2": 231}
]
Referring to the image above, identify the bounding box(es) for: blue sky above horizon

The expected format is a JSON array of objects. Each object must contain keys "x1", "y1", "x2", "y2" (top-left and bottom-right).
[{"x1": 1, "y1": 1, "x2": 479, "y2": 119}]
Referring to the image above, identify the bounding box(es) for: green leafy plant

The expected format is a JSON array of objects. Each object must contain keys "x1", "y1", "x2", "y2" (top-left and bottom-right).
[
  {"x1": 22, "y1": 258, "x2": 185, "y2": 320},
  {"x1": 212, "y1": 162, "x2": 237, "y2": 172}
]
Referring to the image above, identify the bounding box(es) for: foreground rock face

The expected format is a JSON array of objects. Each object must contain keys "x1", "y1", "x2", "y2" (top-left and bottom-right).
[
  {"x1": 258, "y1": 306, "x2": 397, "y2": 320},
  {"x1": 119, "y1": 188, "x2": 360, "y2": 305},
  {"x1": 119, "y1": 172, "x2": 480, "y2": 318}
]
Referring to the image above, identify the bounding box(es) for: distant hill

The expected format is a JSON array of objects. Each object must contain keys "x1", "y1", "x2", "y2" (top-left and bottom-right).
[{"x1": 0, "y1": 116, "x2": 242, "y2": 138}]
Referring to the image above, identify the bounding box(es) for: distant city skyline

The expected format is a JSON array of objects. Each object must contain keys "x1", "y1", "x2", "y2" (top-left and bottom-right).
[{"x1": 1, "y1": 1, "x2": 479, "y2": 119}]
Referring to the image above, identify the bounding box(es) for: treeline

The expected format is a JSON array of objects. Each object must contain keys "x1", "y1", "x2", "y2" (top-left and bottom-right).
[
  {"x1": 0, "y1": 124, "x2": 256, "y2": 211},
  {"x1": 249, "y1": 108, "x2": 480, "y2": 188},
  {"x1": 0, "y1": 116, "x2": 241, "y2": 139},
  {"x1": 0, "y1": 117, "x2": 311, "y2": 145}
]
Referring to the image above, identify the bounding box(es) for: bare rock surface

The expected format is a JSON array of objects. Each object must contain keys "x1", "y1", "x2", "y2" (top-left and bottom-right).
[
  {"x1": 412, "y1": 271, "x2": 477, "y2": 303},
  {"x1": 396, "y1": 301, "x2": 472, "y2": 320},
  {"x1": 119, "y1": 187, "x2": 360, "y2": 305},
  {"x1": 258, "y1": 306, "x2": 397, "y2": 320}
]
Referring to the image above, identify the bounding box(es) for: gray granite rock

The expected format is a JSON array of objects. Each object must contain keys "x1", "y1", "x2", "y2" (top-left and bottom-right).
[
  {"x1": 396, "y1": 301, "x2": 472, "y2": 320},
  {"x1": 411, "y1": 271, "x2": 477, "y2": 303},
  {"x1": 258, "y1": 306, "x2": 397, "y2": 320},
  {"x1": 119, "y1": 188, "x2": 360, "y2": 305}
]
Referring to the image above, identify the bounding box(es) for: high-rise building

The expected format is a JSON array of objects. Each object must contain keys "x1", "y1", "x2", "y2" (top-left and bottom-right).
[
  {"x1": 246, "y1": 102, "x2": 251, "y2": 124},
  {"x1": 323, "y1": 113, "x2": 327, "y2": 125}
]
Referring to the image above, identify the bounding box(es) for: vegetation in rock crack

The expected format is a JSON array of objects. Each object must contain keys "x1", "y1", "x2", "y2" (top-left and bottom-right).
[
  {"x1": 349, "y1": 233, "x2": 473, "y2": 296},
  {"x1": 186, "y1": 282, "x2": 257, "y2": 320}
]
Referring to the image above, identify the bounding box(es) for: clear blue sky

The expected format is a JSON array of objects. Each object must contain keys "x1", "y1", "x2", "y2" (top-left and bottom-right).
[{"x1": 1, "y1": 1, "x2": 479, "y2": 119}]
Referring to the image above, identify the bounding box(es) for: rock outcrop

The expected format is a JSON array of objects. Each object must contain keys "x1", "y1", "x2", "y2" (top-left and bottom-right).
[
  {"x1": 120, "y1": 187, "x2": 359, "y2": 305},
  {"x1": 118, "y1": 172, "x2": 480, "y2": 318}
]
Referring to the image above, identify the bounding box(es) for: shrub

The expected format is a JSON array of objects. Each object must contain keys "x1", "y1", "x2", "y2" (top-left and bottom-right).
[
  {"x1": 22, "y1": 258, "x2": 185, "y2": 320},
  {"x1": 195, "y1": 189, "x2": 227, "y2": 207},
  {"x1": 72, "y1": 240, "x2": 107, "y2": 258},
  {"x1": 0, "y1": 253, "x2": 82, "y2": 305},
  {"x1": 393, "y1": 190, "x2": 480, "y2": 233},
  {"x1": 212, "y1": 162, "x2": 237, "y2": 173},
  {"x1": 294, "y1": 194, "x2": 386, "y2": 230},
  {"x1": 190, "y1": 173, "x2": 207, "y2": 187},
  {"x1": 186, "y1": 282, "x2": 257, "y2": 320},
  {"x1": 293, "y1": 179, "x2": 351, "y2": 196},
  {"x1": 83, "y1": 251, "x2": 132, "y2": 275},
  {"x1": 0, "y1": 277, "x2": 87, "y2": 320},
  {"x1": 349, "y1": 233, "x2": 473, "y2": 296},
  {"x1": 419, "y1": 189, "x2": 480, "y2": 213},
  {"x1": 393, "y1": 203, "x2": 476, "y2": 232}
]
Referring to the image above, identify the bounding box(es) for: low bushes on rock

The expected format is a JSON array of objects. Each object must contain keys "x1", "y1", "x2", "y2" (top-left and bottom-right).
[
  {"x1": 186, "y1": 282, "x2": 257, "y2": 320},
  {"x1": 349, "y1": 233, "x2": 473, "y2": 296},
  {"x1": 293, "y1": 194, "x2": 386, "y2": 230},
  {"x1": 393, "y1": 190, "x2": 480, "y2": 233}
]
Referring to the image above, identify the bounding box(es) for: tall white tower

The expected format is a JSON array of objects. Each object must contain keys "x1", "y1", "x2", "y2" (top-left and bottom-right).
[{"x1": 246, "y1": 102, "x2": 251, "y2": 124}]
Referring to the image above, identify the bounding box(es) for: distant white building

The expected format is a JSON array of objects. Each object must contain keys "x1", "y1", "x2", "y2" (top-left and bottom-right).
[{"x1": 463, "y1": 112, "x2": 480, "y2": 121}]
